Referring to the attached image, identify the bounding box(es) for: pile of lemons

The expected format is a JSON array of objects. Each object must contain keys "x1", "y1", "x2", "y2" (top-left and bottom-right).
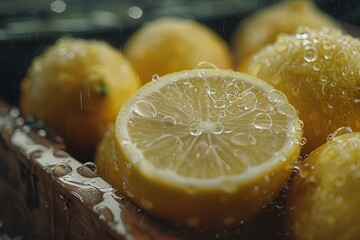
[{"x1": 19, "y1": 0, "x2": 360, "y2": 238}]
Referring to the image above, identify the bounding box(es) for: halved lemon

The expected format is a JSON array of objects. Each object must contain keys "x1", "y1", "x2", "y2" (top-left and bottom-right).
[{"x1": 114, "y1": 68, "x2": 303, "y2": 228}]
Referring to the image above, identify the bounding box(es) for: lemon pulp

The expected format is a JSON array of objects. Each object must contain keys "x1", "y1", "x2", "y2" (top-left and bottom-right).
[{"x1": 115, "y1": 68, "x2": 302, "y2": 228}]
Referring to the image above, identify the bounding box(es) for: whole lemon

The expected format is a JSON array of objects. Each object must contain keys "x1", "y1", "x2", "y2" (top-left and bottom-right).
[
  {"x1": 241, "y1": 27, "x2": 360, "y2": 154},
  {"x1": 123, "y1": 17, "x2": 232, "y2": 85},
  {"x1": 20, "y1": 38, "x2": 140, "y2": 161},
  {"x1": 287, "y1": 130, "x2": 360, "y2": 240},
  {"x1": 232, "y1": 0, "x2": 342, "y2": 66}
]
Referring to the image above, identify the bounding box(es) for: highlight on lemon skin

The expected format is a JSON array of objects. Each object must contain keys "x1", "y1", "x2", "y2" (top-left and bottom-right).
[
  {"x1": 231, "y1": 0, "x2": 342, "y2": 67},
  {"x1": 123, "y1": 17, "x2": 232, "y2": 85},
  {"x1": 20, "y1": 38, "x2": 140, "y2": 161},
  {"x1": 241, "y1": 27, "x2": 360, "y2": 155},
  {"x1": 112, "y1": 67, "x2": 303, "y2": 228},
  {"x1": 287, "y1": 128, "x2": 360, "y2": 240}
]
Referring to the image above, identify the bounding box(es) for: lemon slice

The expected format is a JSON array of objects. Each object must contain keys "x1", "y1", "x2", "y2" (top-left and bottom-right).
[{"x1": 115, "y1": 68, "x2": 302, "y2": 228}]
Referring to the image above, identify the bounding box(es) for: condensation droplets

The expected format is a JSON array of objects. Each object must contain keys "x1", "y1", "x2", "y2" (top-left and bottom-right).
[
  {"x1": 133, "y1": 100, "x2": 157, "y2": 118},
  {"x1": 277, "y1": 103, "x2": 297, "y2": 118},
  {"x1": 231, "y1": 133, "x2": 256, "y2": 146},
  {"x1": 268, "y1": 89, "x2": 288, "y2": 103},
  {"x1": 304, "y1": 46, "x2": 318, "y2": 62},
  {"x1": 252, "y1": 113, "x2": 272, "y2": 130},
  {"x1": 161, "y1": 116, "x2": 177, "y2": 127},
  {"x1": 151, "y1": 74, "x2": 160, "y2": 81},
  {"x1": 327, "y1": 126, "x2": 353, "y2": 141},
  {"x1": 242, "y1": 91, "x2": 257, "y2": 110}
]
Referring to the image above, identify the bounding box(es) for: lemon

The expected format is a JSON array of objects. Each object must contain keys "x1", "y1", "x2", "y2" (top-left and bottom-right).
[
  {"x1": 123, "y1": 18, "x2": 232, "y2": 85},
  {"x1": 94, "y1": 124, "x2": 123, "y2": 191},
  {"x1": 241, "y1": 27, "x2": 360, "y2": 155},
  {"x1": 20, "y1": 38, "x2": 140, "y2": 161},
  {"x1": 113, "y1": 67, "x2": 302, "y2": 228},
  {"x1": 287, "y1": 129, "x2": 360, "y2": 240},
  {"x1": 231, "y1": 0, "x2": 342, "y2": 66}
]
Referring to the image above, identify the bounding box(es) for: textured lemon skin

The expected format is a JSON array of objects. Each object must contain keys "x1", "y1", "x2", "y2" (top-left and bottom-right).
[
  {"x1": 231, "y1": 0, "x2": 342, "y2": 66},
  {"x1": 94, "y1": 124, "x2": 122, "y2": 190},
  {"x1": 20, "y1": 39, "x2": 140, "y2": 160},
  {"x1": 123, "y1": 18, "x2": 232, "y2": 85},
  {"x1": 287, "y1": 132, "x2": 360, "y2": 240},
  {"x1": 116, "y1": 145, "x2": 298, "y2": 229},
  {"x1": 113, "y1": 69, "x2": 302, "y2": 228},
  {"x1": 241, "y1": 28, "x2": 360, "y2": 155}
]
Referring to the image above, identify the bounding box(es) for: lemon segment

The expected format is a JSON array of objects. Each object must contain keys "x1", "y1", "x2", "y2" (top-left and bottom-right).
[
  {"x1": 287, "y1": 130, "x2": 360, "y2": 240},
  {"x1": 115, "y1": 69, "x2": 302, "y2": 228}
]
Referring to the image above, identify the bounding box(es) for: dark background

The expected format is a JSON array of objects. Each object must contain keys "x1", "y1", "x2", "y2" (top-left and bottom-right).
[{"x1": 0, "y1": 0, "x2": 359, "y2": 105}]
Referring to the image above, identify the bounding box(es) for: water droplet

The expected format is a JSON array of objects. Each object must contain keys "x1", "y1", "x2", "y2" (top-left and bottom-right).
[
  {"x1": 296, "y1": 32, "x2": 309, "y2": 40},
  {"x1": 214, "y1": 99, "x2": 226, "y2": 109},
  {"x1": 242, "y1": 91, "x2": 257, "y2": 110},
  {"x1": 189, "y1": 123, "x2": 202, "y2": 136},
  {"x1": 51, "y1": 163, "x2": 72, "y2": 177},
  {"x1": 304, "y1": 46, "x2": 318, "y2": 62},
  {"x1": 77, "y1": 165, "x2": 97, "y2": 178},
  {"x1": 227, "y1": 94, "x2": 237, "y2": 103},
  {"x1": 323, "y1": 40, "x2": 334, "y2": 50},
  {"x1": 324, "y1": 51, "x2": 333, "y2": 60},
  {"x1": 133, "y1": 100, "x2": 157, "y2": 118},
  {"x1": 252, "y1": 113, "x2": 272, "y2": 130},
  {"x1": 218, "y1": 111, "x2": 226, "y2": 118},
  {"x1": 300, "y1": 137, "x2": 307, "y2": 146},
  {"x1": 277, "y1": 103, "x2": 297, "y2": 117},
  {"x1": 208, "y1": 88, "x2": 216, "y2": 95},
  {"x1": 193, "y1": 61, "x2": 219, "y2": 69},
  {"x1": 94, "y1": 205, "x2": 114, "y2": 222},
  {"x1": 211, "y1": 122, "x2": 224, "y2": 135},
  {"x1": 268, "y1": 89, "x2": 288, "y2": 103},
  {"x1": 83, "y1": 162, "x2": 97, "y2": 173},
  {"x1": 320, "y1": 75, "x2": 328, "y2": 83},
  {"x1": 161, "y1": 116, "x2": 176, "y2": 127},
  {"x1": 327, "y1": 126, "x2": 353, "y2": 141},
  {"x1": 165, "y1": 92, "x2": 172, "y2": 99},
  {"x1": 231, "y1": 133, "x2": 256, "y2": 146},
  {"x1": 151, "y1": 74, "x2": 160, "y2": 81},
  {"x1": 294, "y1": 120, "x2": 304, "y2": 131},
  {"x1": 226, "y1": 83, "x2": 239, "y2": 95},
  {"x1": 52, "y1": 149, "x2": 69, "y2": 158},
  {"x1": 302, "y1": 39, "x2": 311, "y2": 46},
  {"x1": 312, "y1": 63, "x2": 321, "y2": 71},
  {"x1": 257, "y1": 102, "x2": 273, "y2": 112},
  {"x1": 72, "y1": 186, "x2": 102, "y2": 206},
  {"x1": 50, "y1": 0, "x2": 67, "y2": 13}
]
